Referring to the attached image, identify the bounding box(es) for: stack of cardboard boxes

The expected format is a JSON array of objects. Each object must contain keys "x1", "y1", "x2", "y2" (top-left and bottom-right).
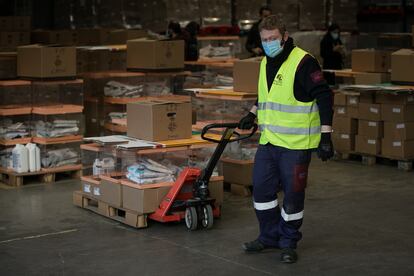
[
  {"x1": 351, "y1": 49, "x2": 391, "y2": 85},
  {"x1": 0, "y1": 16, "x2": 31, "y2": 51}
]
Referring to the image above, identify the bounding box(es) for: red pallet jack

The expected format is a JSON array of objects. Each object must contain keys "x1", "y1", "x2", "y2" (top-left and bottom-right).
[{"x1": 149, "y1": 122, "x2": 257, "y2": 230}]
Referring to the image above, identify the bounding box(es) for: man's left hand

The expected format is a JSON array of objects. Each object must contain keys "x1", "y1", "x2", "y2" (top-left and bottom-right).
[{"x1": 317, "y1": 133, "x2": 334, "y2": 161}]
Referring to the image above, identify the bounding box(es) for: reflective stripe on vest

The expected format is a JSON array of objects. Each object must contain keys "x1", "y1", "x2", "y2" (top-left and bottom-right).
[
  {"x1": 257, "y1": 47, "x2": 321, "y2": 150},
  {"x1": 258, "y1": 102, "x2": 319, "y2": 114}
]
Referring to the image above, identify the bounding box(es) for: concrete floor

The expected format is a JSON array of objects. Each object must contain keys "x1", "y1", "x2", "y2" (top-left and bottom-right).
[{"x1": 1, "y1": 159, "x2": 414, "y2": 276}]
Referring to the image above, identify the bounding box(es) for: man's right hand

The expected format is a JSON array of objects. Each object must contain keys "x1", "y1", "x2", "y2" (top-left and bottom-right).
[
  {"x1": 238, "y1": 112, "x2": 256, "y2": 130},
  {"x1": 252, "y1": 47, "x2": 263, "y2": 55}
]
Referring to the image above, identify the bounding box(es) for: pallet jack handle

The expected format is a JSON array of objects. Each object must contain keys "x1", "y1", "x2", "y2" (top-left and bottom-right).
[
  {"x1": 201, "y1": 123, "x2": 258, "y2": 143},
  {"x1": 198, "y1": 122, "x2": 258, "y2": 185}
]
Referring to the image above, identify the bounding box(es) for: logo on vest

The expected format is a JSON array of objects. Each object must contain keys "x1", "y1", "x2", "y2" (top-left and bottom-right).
[{"x1": 273, "y1": 74, "x2": 283, "y2": 86}]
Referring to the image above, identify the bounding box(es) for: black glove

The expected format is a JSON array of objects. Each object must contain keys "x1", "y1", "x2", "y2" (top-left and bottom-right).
[
  {"x1": 317, "y1": 132, "x2": 334, "y2": 161},
  {"x1": 238, "y1": 112, "x2": 256, "y2": 130}
]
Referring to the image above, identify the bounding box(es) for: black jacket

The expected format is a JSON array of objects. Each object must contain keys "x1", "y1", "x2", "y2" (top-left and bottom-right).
[
  {"x1": 245, "y1": 20, "x2": 264, "y2": 55},
  {"x1": 320, "y1": 33, "x2": 343, "y2": 69},
  {"x1": 255, "y1": 37, "x2": 333, "y2": 126}
]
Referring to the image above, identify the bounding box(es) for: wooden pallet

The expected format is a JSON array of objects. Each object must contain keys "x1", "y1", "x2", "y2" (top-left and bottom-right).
[
  {"x1": 0, "y1": 165, "x2": 82, "y2": 187},
  {"x1": 73, "y1": 191, "x2": 148, "y2": 229},
  {"x1": 335, "y1": 152, "x2": 413, "y2": 171}
]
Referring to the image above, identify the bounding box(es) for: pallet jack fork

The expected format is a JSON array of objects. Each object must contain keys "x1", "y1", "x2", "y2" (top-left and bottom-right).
[{"x1": 149, "y1": 122, "x2": 258, "y2": 230}]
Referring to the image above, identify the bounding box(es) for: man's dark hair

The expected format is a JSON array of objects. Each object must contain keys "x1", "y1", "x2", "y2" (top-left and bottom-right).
[
  {"x1": 328, "y1": 23, "x2": 340, "y2": 32},
  {"x1": 259, "y1": 6, "x2": 272, "y2": 16}
]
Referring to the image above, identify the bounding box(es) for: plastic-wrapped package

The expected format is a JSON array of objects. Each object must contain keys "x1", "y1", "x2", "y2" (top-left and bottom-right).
[
  {"x1": 32, "y1": 79, "x2": 83, "y2": 107},
  {"x1": 193, "y1": 96, "x2": 256, "y2": 122},
  {"x1": 0, "y1": 116, "x2": 31, "y2": 140},
  {"x1": 0, "y1": 145, "x2": 13, "y2": 169},
  {"x1": 39, "y1": 142, "x2": 81, "y2": 169},
  {"x1": 81, "y1": 143, "x2": 120, "y2": 176},
  {"x1": 32, "y1": 113, "x2": 83, "y2": 138}
]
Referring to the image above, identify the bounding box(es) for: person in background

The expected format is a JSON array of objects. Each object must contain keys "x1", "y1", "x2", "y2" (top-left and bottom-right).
[
  {"x1": 320, "y1": 23, "x2": 344, "y2": 85},
  {"x1": 185, "y1": 21, "x2": 200, "y2": 61},
  {"x1": 245, "y1": 6, "x2": 272, "y2": 56},
  {"x1": 168, "y1": 21, "x2": 199, "y2": 61}
]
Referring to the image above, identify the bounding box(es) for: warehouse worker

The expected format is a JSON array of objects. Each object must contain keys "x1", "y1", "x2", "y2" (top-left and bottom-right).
[
  {"x1": 238, "y1": 15, "x2": 334, "y2": 264},
  {"x1": 320, "y1": 23, "x2": 344, "y2": 85},
  {"x1": 245, "y1": 6, "x2": 272, "y2": 56}
]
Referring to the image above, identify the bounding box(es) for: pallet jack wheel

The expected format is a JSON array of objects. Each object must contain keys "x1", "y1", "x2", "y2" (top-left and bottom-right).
[
  {"x1": 200, "y1": 204, "x2": 214, "y2": 229},
  {"x1": 185, "y1": 207, "x2": 198, "y2": 231}
]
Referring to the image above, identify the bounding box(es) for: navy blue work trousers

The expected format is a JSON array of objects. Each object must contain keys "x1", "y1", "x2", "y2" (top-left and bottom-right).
[{"x1": 252, "y1": 143, "x2": 312, "y2": 249}]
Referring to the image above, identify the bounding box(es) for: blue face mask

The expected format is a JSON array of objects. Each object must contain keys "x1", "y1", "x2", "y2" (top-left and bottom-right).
[
  {"x1": 262, "y1": 39, "x2": 283, "y2": 58},
  {"x1": 331, "y1": 32, "x2": 339, "y2": 40}
]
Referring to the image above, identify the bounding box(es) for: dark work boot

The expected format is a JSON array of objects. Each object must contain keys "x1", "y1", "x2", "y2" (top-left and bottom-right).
[
  {"x1": 280, "y1": 248, "x2": 298, "y2": 263},
  {"x1": 242, "y1": 239, "x2": 277, "y2": 253}
]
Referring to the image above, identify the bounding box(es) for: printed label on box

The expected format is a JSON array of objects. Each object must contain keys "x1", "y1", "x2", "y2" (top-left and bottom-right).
[
  {"x1": 368, "y1": 139, "x2": 376, "y2": 145},
  {"x1": 393, "y1": 141, "x2": 402, "y2": 147},
  {"x1": 396, "y1": 123, "x2": 405, "y2": 129},
  {"x1": 340, "y1": 134, "x2": 350, "y2": 139},
  {"x1": 338, "y1": 108, "x2": 345, "y2": 114},
  {"x1": 368, "y1": 122, "x2": 377, "y2": 127},
  {"x1": 392, "y1": 108, "x2": 401, "y2": 113},
  {"x1": 93, "y1": 187, "x2": 101, "y2": 196},
  {"x1": 84, "y1": 184, "x2": 91, "y2": 193},
  {"x1": 369, "y1": 108, "x2": 379, "y2": 114}
]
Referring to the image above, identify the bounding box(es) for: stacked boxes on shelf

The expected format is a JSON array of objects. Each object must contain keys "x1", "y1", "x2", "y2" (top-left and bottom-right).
[
  {"x1": 379, "y1": 92, "x2": 414, "y2": 159},
  {"x1": 333, "y1": 86, "x2": 414, "y2": 160},
  {"x1": 0, "y1": 16, "x2": 31, "y2": 51},
  {"x1": 31, "y1": 79, "x2": 84, "y2": 171},
  {"x1": 351, "y1": 49, "x2": 391, "y2": 85},
  {"x1": 332, "y1": 91, "x2": 358, "y2": 153},
  {"x1": 0, "y1": 80, "x2": 32, "y2": 169}
]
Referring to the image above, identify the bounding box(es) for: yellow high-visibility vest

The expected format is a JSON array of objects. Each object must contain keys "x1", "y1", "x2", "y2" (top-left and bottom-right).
[{"x1": 257, "y1": 47, "x2": 321, "y2": 149}]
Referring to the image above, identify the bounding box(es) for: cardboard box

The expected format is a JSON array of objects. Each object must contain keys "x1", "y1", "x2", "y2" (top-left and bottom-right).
[
  {"x1": 391, "y1": 49, "x2": 414, "y2": 83},
  {"x1": 332, "y1": 133, "x2": 355, "y2": 152},
  {"x1": 127, "y1": 39, "x2": 184, "y2": 70},
  {"x1": 122, "y1": 183, "x2": 171, "y2": 214},
  {"x1": 0, "y1": 32, "x2": 18, "y2": 47},
  {"x1": 333, "y1": 116, "x2": 358, "y2": 134},
  {"x1": 351, "y1": 49, "x2": 391, "y2": 73},
  {"x1": 31, "y1": 30, "x2": 77, "y2": 45},
  {"x1": 358, "y1": 120, "x2": 384, "y2": 139},
  {"x1": 334, "y1": 93, "x2": 347, "y2": 106},
  {"x1": 233, "y1": 57, "x2": 261, "y2": 93},
  {"x1": 381, "y1": 104, "x2": 414, "y2": 122},
  {"x1": 334, "y1": 106, "x2": 358, "y2": 118},
  {"x1": 13, "y1": 16, "x2": 31, "y2": 31},
  {"x1": 381, "y1": 139, "x2": 414, "y2": 159},
  {"x1": 127, "y1": 99, "x2": 192, "y2": 141},
  {"x1": 347, "y1": 92, "x2": 375, "y2": 106},
  {"x1": 0, "y1": 17, "x2": 14, "y2": 31},
  {"x1": 100, "y1": 176, "x2": 122, "y2": 208},
  {"x1": 209, "y1": 177, "x2": 224, "y2": 206},
  {"x1": 222, "y1": 159, "x2": 253, "y2": 186},
  {"x1": 0, "y1": 52, "x2": 17, "y2": 79},
  {"x1": 376, "y1": 93, "x2": 414, "y2": 105},
  {"x1": 17, "y1": 45, "x2": 76, "y2": 78},
  {"x1": 73, "y1": 191, "x2": 83, "y2": 207},
  {"x1": 384, "y1": 122, "x2": 414, "y2": 140},
  {"x1": 355, "y1": 135, "x2": 381, "y2": 155},
  {"x1": 358, "y1": 103, "x2": 381, "y2": 121},
  {"x1": 77, "y1": 28, "x2": 112, "y2": 45},
  {"x1": 354, "y1": 72, "x2": 390, "y2": 85},
  {"x1": 108, "y1": 29, "x2": 147, "y2": 44}
]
